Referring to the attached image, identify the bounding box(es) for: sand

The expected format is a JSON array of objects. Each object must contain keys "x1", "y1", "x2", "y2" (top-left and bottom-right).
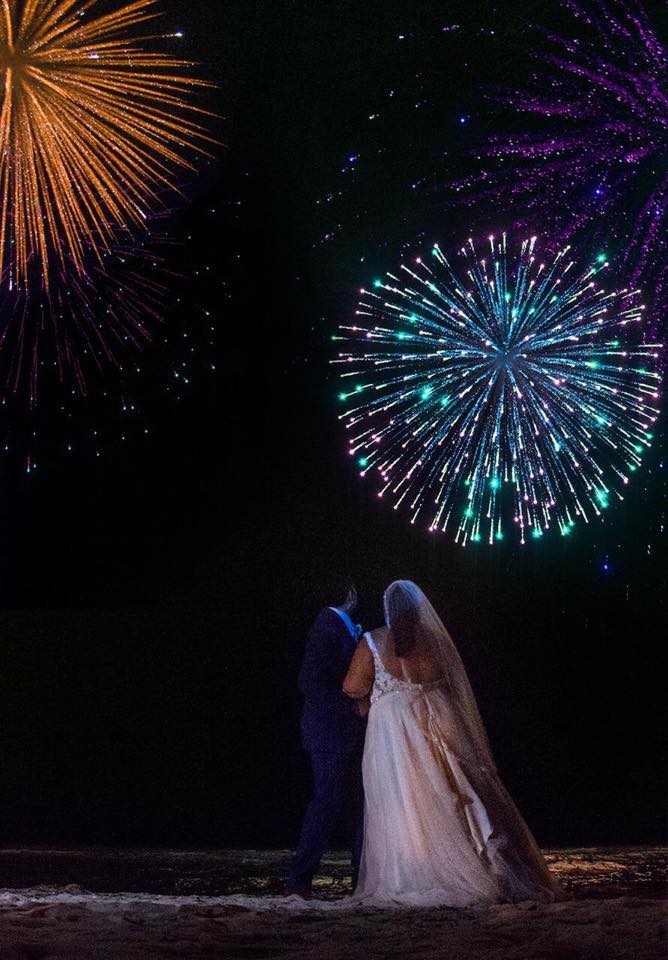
[{"x1": 0, "y1": 847, "x2": 665, "y2": 959}]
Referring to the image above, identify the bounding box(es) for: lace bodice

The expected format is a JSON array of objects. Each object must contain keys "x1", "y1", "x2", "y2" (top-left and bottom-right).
[{"x1": 366, "y1": 632, "x2": 444, "y2": 704}]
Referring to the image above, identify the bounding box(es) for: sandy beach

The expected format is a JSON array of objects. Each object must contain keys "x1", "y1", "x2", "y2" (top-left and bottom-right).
[{"x1": 0, "y1": 847, "x2": 664, "y2": 959}]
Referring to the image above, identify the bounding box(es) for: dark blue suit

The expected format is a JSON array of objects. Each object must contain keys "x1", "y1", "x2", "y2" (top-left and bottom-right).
[{"x1": 289, "y1": 608, "x2": 366, "y2": 890}]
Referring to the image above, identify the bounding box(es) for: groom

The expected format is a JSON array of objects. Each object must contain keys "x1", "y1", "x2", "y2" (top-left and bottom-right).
[{"x1": 287, "y1": 576, "x2": 366, "y2": 897}]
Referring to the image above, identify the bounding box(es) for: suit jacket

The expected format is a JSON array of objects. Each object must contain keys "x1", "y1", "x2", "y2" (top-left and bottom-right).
[{"x1": 298, "y1": 607, "x2": 366, "y2": 753}]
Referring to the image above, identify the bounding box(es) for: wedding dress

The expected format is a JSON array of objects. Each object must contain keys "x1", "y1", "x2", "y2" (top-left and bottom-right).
[{"x1": 354, "y1": 581, "x2": 562, "y2": 907}]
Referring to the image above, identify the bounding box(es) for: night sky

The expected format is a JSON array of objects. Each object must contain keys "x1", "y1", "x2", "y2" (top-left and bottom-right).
[{"x1": 0, "y1": 0, "x2": 665, "y2": 850}]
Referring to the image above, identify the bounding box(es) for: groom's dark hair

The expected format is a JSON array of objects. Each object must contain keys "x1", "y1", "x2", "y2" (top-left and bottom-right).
[{"x1": 320, "y1": 573, "x2": 355, "y2": 609}]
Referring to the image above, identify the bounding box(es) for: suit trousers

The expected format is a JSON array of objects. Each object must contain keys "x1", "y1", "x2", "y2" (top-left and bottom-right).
[{"x1": 289, "y1": 748, "x2": 364, "y2": 890}]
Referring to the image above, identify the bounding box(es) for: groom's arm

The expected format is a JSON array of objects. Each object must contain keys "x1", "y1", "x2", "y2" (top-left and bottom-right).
[{"x1": 298, "y1": 616, "x2": 349, "y2": 706}]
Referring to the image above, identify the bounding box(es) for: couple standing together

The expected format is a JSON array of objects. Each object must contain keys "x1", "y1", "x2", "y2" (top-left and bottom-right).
[{"x1": 288, "y1": 577, "x2": 562, "y2": 906}]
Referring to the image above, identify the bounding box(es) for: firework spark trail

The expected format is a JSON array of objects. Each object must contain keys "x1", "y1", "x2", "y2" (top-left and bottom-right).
[
  {"x1": 0, "y1": 0, "x2": 213, "y2": 289},
  {"x1": 446, "y1": 0, "x2": 667, "y2": 340},
  {"x1": 0, "y1": 237, "x2": 172, "y2": 407},
  {"x1": 333, "y1": 235, "x2": 661, "y2": 545}
]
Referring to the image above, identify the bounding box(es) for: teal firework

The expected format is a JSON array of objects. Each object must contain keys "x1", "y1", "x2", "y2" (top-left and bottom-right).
[{"x1": 333, "y1": 235, "x2": 661, "y2": 545}]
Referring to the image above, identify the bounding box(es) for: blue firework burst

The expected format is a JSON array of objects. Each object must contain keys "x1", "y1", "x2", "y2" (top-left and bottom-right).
[{"x1": 333, "y1": 234, "x2": 661, "y2": 545}]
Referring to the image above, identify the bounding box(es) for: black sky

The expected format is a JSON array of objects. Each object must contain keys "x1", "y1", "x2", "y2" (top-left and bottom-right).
[{"x1": 0, "y1": 0, "x2": 665, "y2": 849}]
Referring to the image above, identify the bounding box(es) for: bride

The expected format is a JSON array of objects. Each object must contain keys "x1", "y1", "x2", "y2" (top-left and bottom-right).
[{"x1": 343, "y1": 580, "x2": 563, "y2": 906}]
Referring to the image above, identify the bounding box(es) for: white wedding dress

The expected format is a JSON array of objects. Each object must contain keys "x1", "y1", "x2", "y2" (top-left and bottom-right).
[{"x1": 354, "y1": 623, "x2": 562, "y2": 907}]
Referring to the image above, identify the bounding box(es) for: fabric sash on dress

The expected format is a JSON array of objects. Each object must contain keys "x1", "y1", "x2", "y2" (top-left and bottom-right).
[{"x1": 409, "y1": 691, "x2": 493, "y2": 863}]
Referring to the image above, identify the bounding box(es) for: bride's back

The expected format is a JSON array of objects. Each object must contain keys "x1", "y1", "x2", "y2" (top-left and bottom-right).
[{"x1": 371, "y1": 626, "x2": 444, "y2": 684}]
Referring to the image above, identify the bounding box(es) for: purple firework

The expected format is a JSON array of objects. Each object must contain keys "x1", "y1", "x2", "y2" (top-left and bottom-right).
[
  {"x1": 448, "y1": 0, "x2": 666, "y2": 340},
  {"x1": 0, "y1": 242, "x2": 170, "y2": 407}
]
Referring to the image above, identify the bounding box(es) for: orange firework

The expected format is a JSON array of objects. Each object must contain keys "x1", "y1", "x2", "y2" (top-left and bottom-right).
[{"x1": 0, "y1": 0, "x2": 212, "y2": 288}]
